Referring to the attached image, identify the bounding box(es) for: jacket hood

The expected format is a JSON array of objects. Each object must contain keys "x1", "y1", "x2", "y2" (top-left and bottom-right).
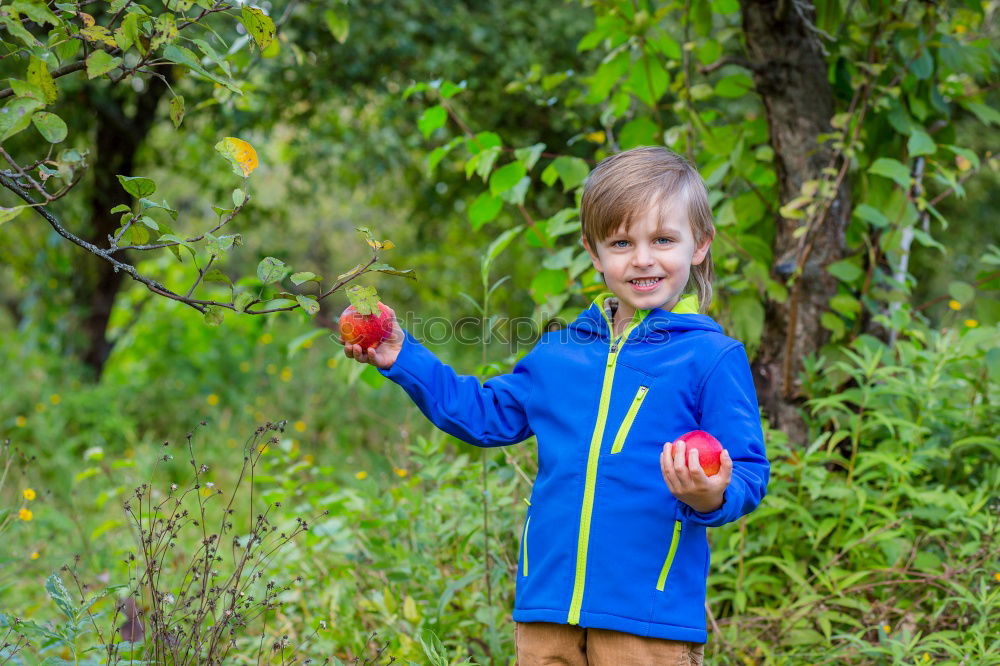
[{"x1": 567, "y1": 293, "x2": 723, "y2": 341}]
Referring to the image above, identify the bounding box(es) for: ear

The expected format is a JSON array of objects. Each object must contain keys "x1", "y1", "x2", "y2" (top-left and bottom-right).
[
  {"x1": 581, "y1": 234, "x2": 604, "y2": 273},
  {"x1": 691, "y1": 231, "x2": 714, "y2": 266}
]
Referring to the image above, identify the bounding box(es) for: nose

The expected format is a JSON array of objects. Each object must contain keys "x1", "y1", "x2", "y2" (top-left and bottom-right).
[{"x1": 631, "y1": 244, "x2": 654, "y2": 267}]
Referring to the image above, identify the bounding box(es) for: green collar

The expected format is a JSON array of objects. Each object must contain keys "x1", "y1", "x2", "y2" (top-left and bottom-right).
[{"x1": 591, "y1": 292, "x2": 699, "y2": 330}]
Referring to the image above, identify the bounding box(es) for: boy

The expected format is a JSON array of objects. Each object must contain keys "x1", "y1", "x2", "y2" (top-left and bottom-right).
[{"x1": 343, "y1": 147, "x2": 770, "y2": 664}]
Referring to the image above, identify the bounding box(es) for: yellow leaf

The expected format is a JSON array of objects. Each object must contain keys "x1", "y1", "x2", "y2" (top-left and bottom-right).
[
  {"x1": 81, "y1": 25, "x2": 117, "y2": 48},
  {"x1": 215, "y1": 137, "x2": 258, "y2": 177},
  {"x1": 77, "y1": 12, "x2": 96, "y2": 27}
]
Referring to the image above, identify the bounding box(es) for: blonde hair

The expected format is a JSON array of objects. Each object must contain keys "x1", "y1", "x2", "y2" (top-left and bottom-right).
[{"x1": 580, "y1": 147, "x2": 715, "y2": 312}]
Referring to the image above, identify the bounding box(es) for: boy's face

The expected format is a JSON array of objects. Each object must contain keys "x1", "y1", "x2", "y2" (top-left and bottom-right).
[{"x1": 581, "y1": 201, "x2": 712, "y2": 322}]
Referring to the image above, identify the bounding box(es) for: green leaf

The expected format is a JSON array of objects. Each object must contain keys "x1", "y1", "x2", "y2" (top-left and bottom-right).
[
  {"x1": 489, "y1": 162, "x2": 527, "y2": 196},
  {"x1": 287, "y1": 328, "x2": 327, "y2": 357},
  {"x1": 203, "y1": 269, "x2": 232, "y2": 285},
  {"x1": 169, "y1": 95, "x2": 185, "y2": 128},
  {"x1": 116, "y1": 175, "x2": 156, "y2": 198},
  {"x1": 468, "y1": 192, "x2": 502, "y2": 229},
  {"x1": 9, "y1": 79, "x2": 45, "y2": 102},
  {"x1": 296, "y1": 294, "x2": 320, "y2": 315},
  {"x1": 232, "y1": 188, "x2": 245, "y2": 207},
  {"x1": 163, "y1": 45, "x2": 241, "y2": 93},
  {"x1": 109, "y1": 204, "x2": 131, "y2": 215},
  {"x1": 853, "y1": 204, "x2": 889, "y2": 228},
  {"x1": 240, "y1": 5, "x2": 276, "y2": 51},
  {"x1": 625, "y1": 56, "x2": 669, "y2": 107},
  {"x1": 0, "y1": 205, "x2": 28, "y2": 226},
  {"x1": 714, "y1": 73, "x2": 753, "y2": 98},
  {"x1": 323, "y1": 7, "x2": 349, "y2": 43},
  {"x1": 203, "y1": 305, "x2": 224, "y2": 326},
  {"x1": 86, "y1": 50, "x2": 121, "y2": 79},
  {"x1": 346, "y1": 284, "x2": 379, "y2": 315},
  {"x1": 27, "y1": 56, "x2": 58, "y2": 104},
  {"x1": 730, "y1": 292, "x2": 764, "y2": 348},
  {"x1": 233, "y1": 291, "x2": 255, "y2": 313},
  {"x1": 826, "y1": 259, "x2": 863, "y2": 283},
  {"x1": 13, "y1": 0, "x2": 60, "y2": 26},
  {"x1": 548, "y1": 156, "x2": 590, "y2": 192},
  {"x1": 961, "y1": 101, "x2": 1000, "y2": 126},
  {"x1": 868, "y1": 157, "x2": 911, "y2": 189},
  {"x1": 439, "y1": 80, "x2": 465, "y2": 98},
  {"x1": 530, "y1": 269, "x2": 568, "y2": 304},
  {"x1": 291, "y1": 271, "x2": 321, "y2": 285},
  {"x1": 907, "y1": 129, "x2": 935, "y2": 156},
  {"x1": 619, "y1": 117, "x2": 659, "y2": 150},
  {"x1": 482, "y1": 226, "x2": 524, "y2": 285},
  {"x1": 947, "y1": 280, "x2": 974, "y2": 304},
  {"x1": 45, "y1": 574, "x2": 76, "y2": 621},
  {"x1": 257, "y1": 257, "x2": 289, "y2": 284},
  {"x1": 370, "y1": 263, "x2": 417, "y2": 280},
  {"x1": 514, "y1": 143, "x2": 545, "y2": 171},
  {"x1": 0, "y1": 97, "x2": 42, "y2": 141},
  {"x1": 0, "y1": 14, "x2": 42, "y2": 48},
  {"x1": 31, "y1": 111, "x2": 67, "y2": 143},
  {"x1": 418, "y1": 105, "x2": 447, "y2": 138}
]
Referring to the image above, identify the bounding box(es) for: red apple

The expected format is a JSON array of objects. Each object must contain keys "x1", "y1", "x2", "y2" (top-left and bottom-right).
[
  {"x1": 674, "y1": 429, "x2": 724, "y2": 476},
  {"x1": 338, "y1": 301, "x2": 394, "y2": 350}
]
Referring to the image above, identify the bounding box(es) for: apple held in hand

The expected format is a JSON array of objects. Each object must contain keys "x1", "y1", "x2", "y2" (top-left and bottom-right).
[
  {"x1": 673, "y1": 430, "x2": 724, "y2": 476},
  {"x1": 338, "y1": 286, "x2": 394, "y2": 350}
]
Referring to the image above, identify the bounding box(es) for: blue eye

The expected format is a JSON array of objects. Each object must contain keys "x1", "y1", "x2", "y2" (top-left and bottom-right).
[
  {"x1": 656, "y1": 237, "x2": 674, "y2": 245},
  {"x1": 611, "y1": 240, "x2": 630, "y2": 248}
]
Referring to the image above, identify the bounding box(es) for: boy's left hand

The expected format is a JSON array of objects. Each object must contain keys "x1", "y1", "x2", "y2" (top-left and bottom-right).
[{"x1": 660, "y1": 440, "x2": 733, "y2": 514}]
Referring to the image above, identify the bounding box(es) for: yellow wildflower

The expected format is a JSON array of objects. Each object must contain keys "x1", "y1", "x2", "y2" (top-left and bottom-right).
[
  {"x1": 49, "y1": 394, "x2": 61, "y2": 405},
  {"x1": 34, "y1": 403, "x2": 45, "y2": 413},
  {"x1": 954, "y1": 24, "x2": 966, "y2": 34},
  {"x1": 964, "y1": 319, "x2": 978, "y2": 328},
  {"x1": 882, "y1": 624, "x2": 890, "y2": 633},
  {"x1": 18, "y1": 508, "x2": 33, "y2": 521},
  {"x1": 30, "y1": 551, "x2": 39, "y2": 560},
  {"x1": 23, "y1": 488, "x2": 36, "y2": 501},
  {"x1": 355, "y1": 471, "x2": 368, "y2": 480},
  {"x1": 394, "y1": 468, "x2": 408, "y2": 478},
  {"x1": 206, "y1": 393, "x2": 220, "y2": 406},
  {"x1": 303, "y1": 454, "x2": 314, "y2": 464},
  {"x1": 994, "y1": 572, "x2": 1000, "y2": 582},
  {"x1": 327, "y1": 358, "x2": 338, "y2": 369},
  {"x1": 923, "y1": 654, "x2": 930, "y2": 662},
  {"x1": 239, "y1": 361, "x2": 251, "y2": 372},
  {"x1": 302, "y1": 338, "x2": 314, "y2": 349},
  {"x1": 266, "y1": 363, "x2": 277, "y2": 375},
  {"x1": 948, "y1": 300, "x2": 961, "y2": 310},
  {"x1": 15, "y1": 416, "x2": 27, "y2": 427},
  {"x1": 260, "y1": 333, "x2": 273, "y2": 345},
  {"x1": 280, "y1": 367, "x2": 293, "y2": 382},
  {"x1": 294, "y1": 421, "x2": 306, "y2": 432}
]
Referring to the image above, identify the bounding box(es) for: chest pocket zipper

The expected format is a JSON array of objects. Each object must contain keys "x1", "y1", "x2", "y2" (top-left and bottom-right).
[{"x1": 610, "y1": 385, "x2": 649, "y2": 454}]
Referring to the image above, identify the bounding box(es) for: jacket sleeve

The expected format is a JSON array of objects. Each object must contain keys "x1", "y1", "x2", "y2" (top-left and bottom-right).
[
  {"x1": 677, "y1": 343, "x2": 770, "y2": 527},
  {"x1": 377, "y1": 329, "x2": 534, "y2": 447}
]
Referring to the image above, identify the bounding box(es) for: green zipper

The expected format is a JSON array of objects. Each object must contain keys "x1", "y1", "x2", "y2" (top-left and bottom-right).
[
  {"x1": 567, "y1": 294, "x2": 649, "y2": 625},
  {"x1": 522, "y1": 516, "x2": 531, "y2": 577},
  {"x1": 610, "y1": 385, "x2": 649, "y2": 454},
  {"x1": 656, "y1": 520, "x2": 683, "y2": 591}
]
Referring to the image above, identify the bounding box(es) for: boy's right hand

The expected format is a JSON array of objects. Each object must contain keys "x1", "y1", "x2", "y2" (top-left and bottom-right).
[{"x1": 340, "y1": 315, "x2": 404, "y2": 370}]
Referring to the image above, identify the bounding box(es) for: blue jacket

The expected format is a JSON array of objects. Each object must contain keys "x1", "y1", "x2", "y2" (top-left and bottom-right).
[{"x1": 379, "y1": 294, "x2": 769, "y2": 643}]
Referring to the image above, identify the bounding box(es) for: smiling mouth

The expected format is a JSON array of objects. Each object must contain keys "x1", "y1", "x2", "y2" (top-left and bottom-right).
[{"x1": 629, "y1": 277, "x2": 663, "y2": 287}]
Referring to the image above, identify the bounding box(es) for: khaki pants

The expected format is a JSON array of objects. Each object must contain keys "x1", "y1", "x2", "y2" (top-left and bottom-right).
[{"x1": 515, "y1": 622, "x2": 705, "y2": 665}]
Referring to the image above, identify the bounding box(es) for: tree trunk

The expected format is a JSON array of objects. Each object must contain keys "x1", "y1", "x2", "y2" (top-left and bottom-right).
[
  {"x1": 72, "y1": 77, "x2": 170, "y2": 380},
  {"x1": 739, "y1": 0, "x2": 852, "y2": 442}
]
